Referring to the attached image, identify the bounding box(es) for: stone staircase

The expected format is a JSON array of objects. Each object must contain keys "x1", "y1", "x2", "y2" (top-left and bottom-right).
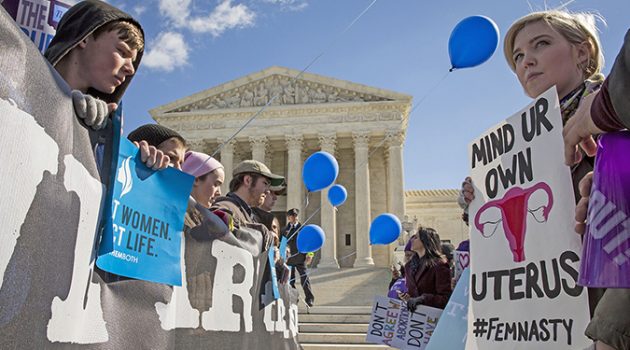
[{"x1": 295, "y1": 267, "x2": 392, "y2": 349}]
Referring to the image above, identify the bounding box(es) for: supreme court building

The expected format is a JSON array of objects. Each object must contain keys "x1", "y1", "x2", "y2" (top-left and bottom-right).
[{"x1": 151, "y1": 66, "x2": 466, "y2": 268}]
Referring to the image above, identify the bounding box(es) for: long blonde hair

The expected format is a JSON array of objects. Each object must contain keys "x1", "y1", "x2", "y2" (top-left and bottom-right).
[{"x1": 503, "y1": 10, "x2": 604, "y2": 80}]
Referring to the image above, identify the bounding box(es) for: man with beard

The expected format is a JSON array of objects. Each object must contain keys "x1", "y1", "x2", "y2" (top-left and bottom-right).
[{"x1": 212, "y1": 160, "x2": 284, "y2": 251}]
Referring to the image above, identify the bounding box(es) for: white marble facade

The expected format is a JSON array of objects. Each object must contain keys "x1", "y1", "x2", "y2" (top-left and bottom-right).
[
  {"x1": 403, "y1": 189, "x2": 469, "y2": 248},
  {"x1": 151, "y1": 66, "x2": 411, "y2": 268}
]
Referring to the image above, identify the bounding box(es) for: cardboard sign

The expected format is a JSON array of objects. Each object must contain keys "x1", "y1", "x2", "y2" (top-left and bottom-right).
[
  {"x1": 466, "y1": 87, "x2": 590, "y2": 349},
  {"x1": 367, "y1": 295, "x2": 442, "y2": 350}
]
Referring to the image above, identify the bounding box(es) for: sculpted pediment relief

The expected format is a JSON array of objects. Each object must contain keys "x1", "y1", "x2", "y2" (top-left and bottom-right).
[{"x1": 165, "y1": 74, "x2": 396, "y2": 113}]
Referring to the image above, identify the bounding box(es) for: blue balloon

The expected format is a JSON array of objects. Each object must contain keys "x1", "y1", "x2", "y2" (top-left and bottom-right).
[
  {"x1": 369, "y1": 213, "x2": 402, "y2": 245},
  {"x1": 327, "y1": 184, "x2": 347, "y2": 207},
  {"x1": 297, "y1": 225, "x2": 326, "y2": 253},
  {"x1": 303, "y1": 151, "x2": 339, "y2": 192},
  {"x1": 448, "y1": 15, "x2": 499, "y2": 70}
]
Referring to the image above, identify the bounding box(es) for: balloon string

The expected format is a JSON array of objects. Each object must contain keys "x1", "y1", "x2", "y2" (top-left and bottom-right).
[
  {"x1": 287, "y1": 71, "x2": 451, "y2": 248},
  {"x1": 337, "y1": 250, "x2": 357, "y2": 262},
  {"x1": 286, "y1": 251, "x2": 357, "y2": 284},
  {"x1": 351, "y1": 71, "x2": 451, "y2": 180},
  {"x1": 288, "y1": 268, "x2": 311, "y2": 284},
  {"x1": 287, "y1": 206, "x2": 322, "y2": 242},
  {"x1": 303, "y1": 191, "x2": 310, "y2": 211},
  {"x1": 184, "y1": 0, "x2": 380, "y2": 176}
]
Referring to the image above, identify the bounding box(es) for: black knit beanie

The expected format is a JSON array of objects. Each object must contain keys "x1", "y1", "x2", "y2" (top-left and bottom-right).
[{"x1": 127, "y1": 124, "x2": 186, "y2": 147}]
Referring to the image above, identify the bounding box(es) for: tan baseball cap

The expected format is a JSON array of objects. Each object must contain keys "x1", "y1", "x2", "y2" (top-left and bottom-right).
[{"x1": 233, "y1": 160, "x2": 285, "y2": 187}]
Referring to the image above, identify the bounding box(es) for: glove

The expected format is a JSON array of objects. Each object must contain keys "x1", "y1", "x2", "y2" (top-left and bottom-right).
[
  {"x1": 407, "y1": 295, "x2": 427, "y2": 313},
  {"x1": 72, "y1": 90, "x2": 114, "y2": 130}
]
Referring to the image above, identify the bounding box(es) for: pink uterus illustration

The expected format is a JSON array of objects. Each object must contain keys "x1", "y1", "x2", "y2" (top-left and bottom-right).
[{"x1": 474, "y1": 182, "x2": 554, "y2": 262}]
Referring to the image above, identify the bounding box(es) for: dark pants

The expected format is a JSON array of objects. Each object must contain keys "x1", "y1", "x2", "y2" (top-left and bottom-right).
[{"x1": 290, "y1": 264, "x2": 314, "y2": 302}]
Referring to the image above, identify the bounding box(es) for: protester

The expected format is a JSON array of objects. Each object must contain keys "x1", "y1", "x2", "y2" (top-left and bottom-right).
[
  {"x1": 253, "y1": 182, "x2": 285, "y2": 235},
  {"x1": 212, "y1": 160, "x2": 284, "y2": 251},
  {"x1": 441, "y1": 242, "x2": 455, "y2": 276},
  {"x1": 181, "y1": 151, "x2": 225, "y2": 208},
  {"x1": 561, "y1": 29, "x2": 630, "y2": 350},
  {"x1": 43, "y1": 0, "x2": 174, "y2": 173},
  {"x1": 260, "y1": 184, "x2": 284, "y2": 212},
  {"x1": 181, "y1": 150, "x2": 232, "y2": 237},
  {"x1": 283, "y1": 208, "x2": 315, "y2": 307},
  {"x1": 459, "y1": 8, "x2": 607, "y2": 316},
  {"x1": 128, "y1": 124, "x2": 187, "y2": 170},
  {"x1": 45, "y1": 0, "x2": 143, "y2": 129},
  {"x1": 402, "y1": 227, "x2": 452, "y2": 311},
  {"x1": 460, "y1": 9, "x2": 625, "y2": 349}
]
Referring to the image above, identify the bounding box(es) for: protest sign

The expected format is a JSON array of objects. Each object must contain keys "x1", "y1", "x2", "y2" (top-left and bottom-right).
[
  {"x1": 96, "y1": 133, "x2": 194, "y2": 286},
  {"x1": 0, "y1": 11, "x2": 300, "y2": 349},
  {"x1": 579, "y1": 131, "x2": 630, "y2": 288},
  {"x1": 426, "y1": 268, "x2": 470, "y2": 350},
  {"x1": 367, "y1": 296, "x2": 405, "y2": 347},
  {"x1": 2, "y1": 0, "x2": 70, "y2": 53},
  {"x1": 366, "y1": 295, "x2": 441, "y2": 350},
  {"x1": 466, "y1": 87, "x2": 590, "y2": 349},
  {"x1": 454, "y1": 250, "x2": 470, "y2": 283},
  {"x1": 268, "y1": 246, "x2": 281, "y2": 299},
  {"x1": 403, "y1": 304, "x2": 441, "y2": 350}
]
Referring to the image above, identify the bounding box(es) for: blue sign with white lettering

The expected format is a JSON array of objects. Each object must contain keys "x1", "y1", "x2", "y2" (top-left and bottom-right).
[
  {"x1": 425, "y1": 268, "x2": 470, "y2": 350},
  {"x1": 96, "y1": 122, "x2": 194, "y2": 286}
]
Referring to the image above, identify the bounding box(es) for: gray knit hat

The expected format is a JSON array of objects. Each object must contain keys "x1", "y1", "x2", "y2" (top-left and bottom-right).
[{"x1": 127, "y1": 124, "x2": 185, "y2": 147}]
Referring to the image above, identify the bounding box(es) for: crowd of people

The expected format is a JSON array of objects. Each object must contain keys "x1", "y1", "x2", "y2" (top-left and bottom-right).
[
  {"x1": 392, "y1": 8, "x2": 629, "y2": 350},
  {"x1": 13, "y1": 0, "x2": 628, "y2": 348},
  {"x1": 38, "y1": 0, "x2": 318, "y2": 305}
]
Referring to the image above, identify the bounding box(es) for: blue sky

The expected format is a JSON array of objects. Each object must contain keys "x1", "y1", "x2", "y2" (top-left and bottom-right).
[{"x1": 113, "y1": 0, "x2": 628, "y2": 191}]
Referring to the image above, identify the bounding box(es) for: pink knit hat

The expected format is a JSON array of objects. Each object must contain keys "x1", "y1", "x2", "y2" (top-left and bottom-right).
[{"x1": 181, "y1": 151, "x2": 223, "y2": 178}]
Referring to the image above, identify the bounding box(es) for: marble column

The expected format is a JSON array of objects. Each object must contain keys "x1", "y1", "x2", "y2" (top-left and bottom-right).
[
  {"x1": 318, "y1": 132, "x2": 339, "y2": 268},
  {"x1": 249, "y1": 136, "x2": 268, "y2": 164},
  {"x1": 386, "y1": 130, "x2": 406, "y2": 263},
  {"x1": 218, "y1": 138, "x2": 236, "y2": 195},
  {"x1": 353, "y1": 131, "x2": 374, "y2": 267},
  {"x1": 386, "y1": 130, "x2": 406, "y2": 222},
  {"x1": 186, "y1": 139, "x2": 206, "y2": 152},
  {"x1": 285, "y1": 134, "x2": 303, "y2": 214}
]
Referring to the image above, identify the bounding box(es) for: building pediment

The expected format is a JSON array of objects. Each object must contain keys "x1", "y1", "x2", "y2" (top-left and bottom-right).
[{"x1": 150, "y1": 66, "x2": 411, "y2": 115}]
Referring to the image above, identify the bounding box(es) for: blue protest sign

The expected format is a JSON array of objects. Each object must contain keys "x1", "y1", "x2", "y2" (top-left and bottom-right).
[
  {"x1": 425, "y1": 268, "x2": 470, "y2": 350},
  {"x1": 96, "y1": 132, "x2": 194, "y2": 286},
  {"x1": 279, "y1": 236, "x2": 288, "y2": 260},
  {"x1": 268, "y1": 248, "x2": 280, "y2": 300}
]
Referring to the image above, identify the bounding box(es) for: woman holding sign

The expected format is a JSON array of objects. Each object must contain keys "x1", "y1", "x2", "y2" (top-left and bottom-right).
[
  {"x1": 459, "y1": 9, "x2": 623, "y2": 350},
  {"x1": 402, "y1": 227, "x2": 452, "y2": 311}
]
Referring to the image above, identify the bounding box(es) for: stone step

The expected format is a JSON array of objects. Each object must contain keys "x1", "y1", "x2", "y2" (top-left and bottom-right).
[
  {"x1": 298, "y1": 306, "x2": 371, "y2": 315},
  {"x1": 299, "y1": 323, "x2": 368, "y2": 333},
  {"x1": 301, "y1": 344, "x2": 389, "y2": 350},
  {"x1": 299, "y1": 332, "x2": 368, "y2": 344},
  {"x1": 296, "y1": 267, "x2": 391, "y2": 307},
  {"x1": 299, "y1": 313, "x2": 371, "y2": 323}
]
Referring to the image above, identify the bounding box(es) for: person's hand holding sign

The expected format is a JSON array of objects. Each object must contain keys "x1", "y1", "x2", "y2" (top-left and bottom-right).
[{"x1": 134, "y1": 140, "x2": 170, "y2": 171}]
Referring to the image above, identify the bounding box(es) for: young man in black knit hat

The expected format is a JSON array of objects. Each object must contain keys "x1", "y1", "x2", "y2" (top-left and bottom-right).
[{"x1": 127, "y1": 124, "x2": 188, "y2": 170}]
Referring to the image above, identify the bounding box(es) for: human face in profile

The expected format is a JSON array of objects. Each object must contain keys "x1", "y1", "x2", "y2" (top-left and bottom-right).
[
  {"x1": 79, "y1": 29, "x2": 137, "y2": 94},
  {"x1": 192, "y1": 168, "x2": 225, "y2": 208}
]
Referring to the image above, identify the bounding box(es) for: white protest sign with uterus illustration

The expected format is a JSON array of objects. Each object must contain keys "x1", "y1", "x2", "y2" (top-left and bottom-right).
[{"x1": 466, "y1": 87, "x2": 590, "y2": 349}]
